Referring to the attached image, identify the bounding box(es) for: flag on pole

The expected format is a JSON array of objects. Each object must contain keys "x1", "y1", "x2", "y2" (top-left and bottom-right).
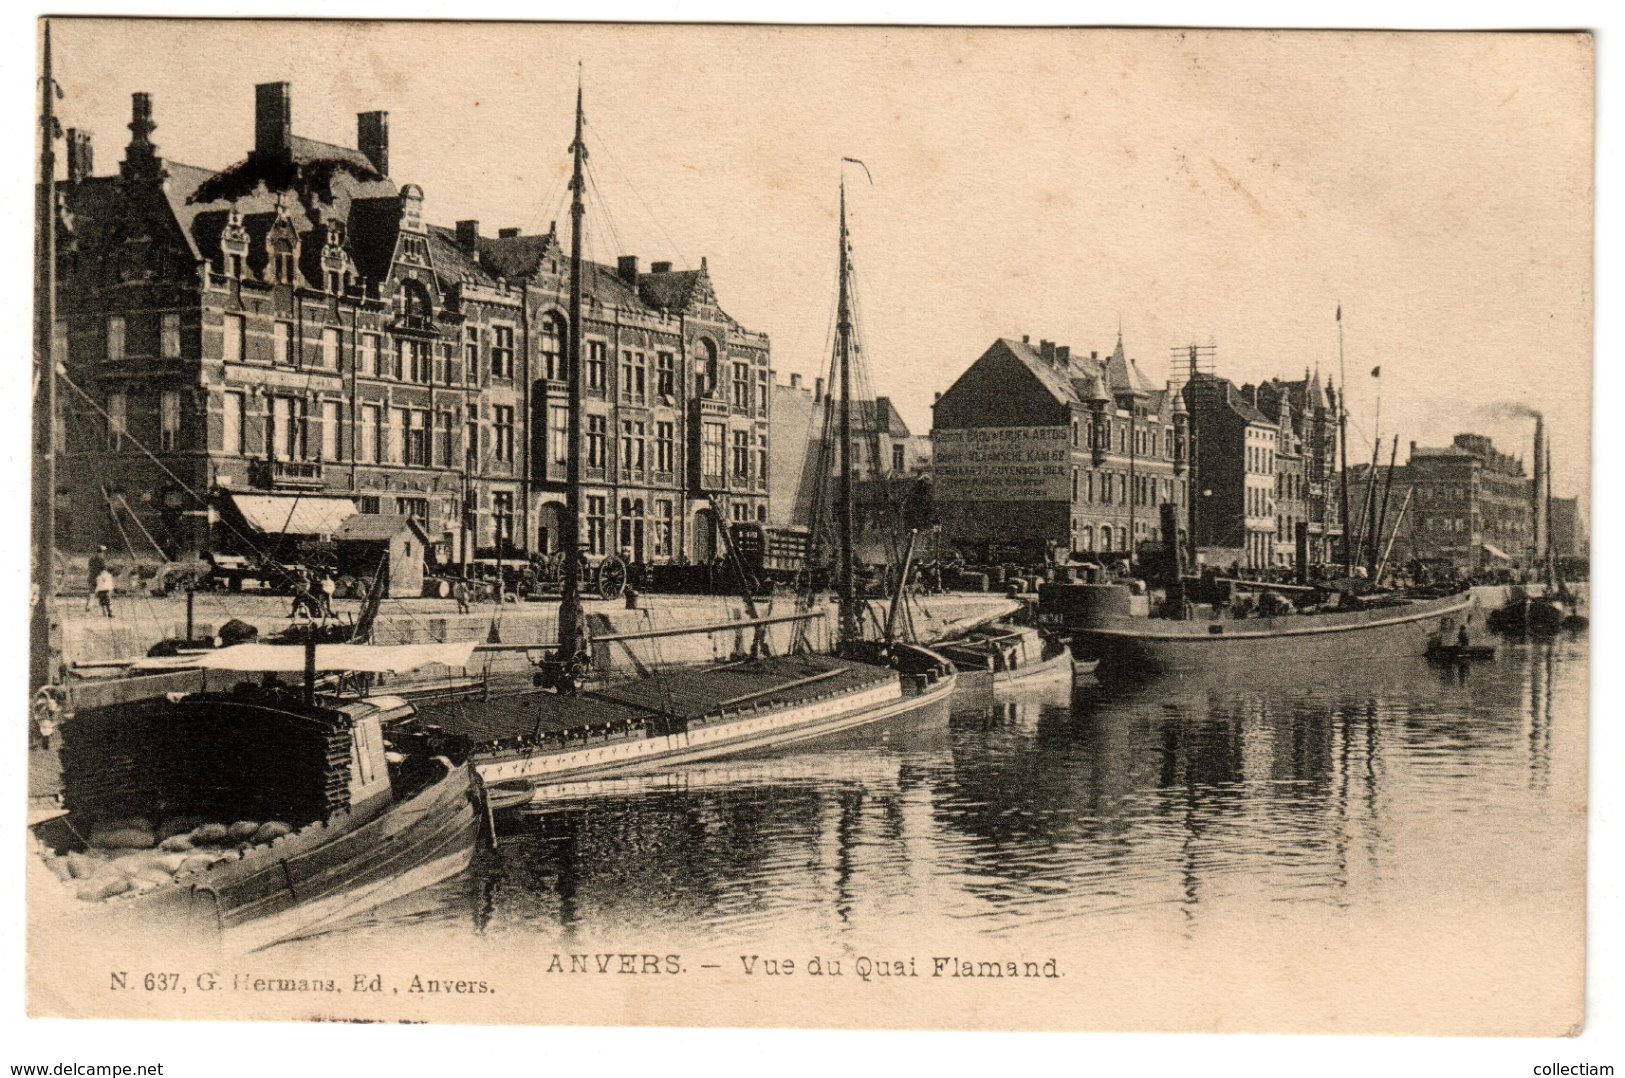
[{"x1": 1371, "y1": 366, "x2": 1381, "y2": 378}]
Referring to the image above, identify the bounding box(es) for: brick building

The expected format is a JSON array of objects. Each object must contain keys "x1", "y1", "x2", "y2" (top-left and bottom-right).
[
  {"x1": 1183, "y1": 374, "x2": 1279, "y2": 570},
  {"x1": 1401, "y1": 433, "x2": 1532, "y2": 572},
  {"x1": 932, "y1": 334, "x2": 1188, "y2": 564},
  {"x1": 1250, "y1": 371, "x2": 1342, "y2": 570},
  {"x1": 51, "y1": 83, "x2": 769, "y2": 569}
]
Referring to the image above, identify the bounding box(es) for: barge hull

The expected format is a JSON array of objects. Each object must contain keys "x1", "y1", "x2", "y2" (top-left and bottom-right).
[{"x1": 1070, "y1": 592, "x2": 1473, "y2": 676}]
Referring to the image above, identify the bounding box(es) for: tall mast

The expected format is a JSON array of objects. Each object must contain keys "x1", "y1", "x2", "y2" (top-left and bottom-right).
[
  {"x1": 31, "y1": 21, "x2": 59, "y2": 695},
  {"x1": 835, "y1": 179, "x2": 858, "y2": 645},
  {"x1": 557, "y1": 76, "x2": 587, "y2": 664},
  {"x1": 1337, "y1": 304, "x2": 1352, "y2": 576}
]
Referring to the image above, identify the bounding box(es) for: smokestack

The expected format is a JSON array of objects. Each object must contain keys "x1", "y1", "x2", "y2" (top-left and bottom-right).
[
  {"x1": 358, "y1": 111, "x2": 389, "y2": 176},
  {"x1": 456, "y1": 220, "x2": 481, "y2": 253},
  {"x1": 255, "y1": 82, "x2": 292, "y2": 158},
  {"x1": 617, "y1": 255, "x2": 639, "y2": 285}
]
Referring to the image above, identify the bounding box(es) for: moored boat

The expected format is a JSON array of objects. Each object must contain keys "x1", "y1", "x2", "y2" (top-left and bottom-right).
[
  {"x1": 31, "y1": 640, "x2": 484, "y2": 954},
  {"x1": 935, "y1": 623, "x2": 1074, "y2": 688},
  {"x1": 401, "y1": 128, "x2": 956, "y2": 789},
  {"x1": 1046, "y1": 579, "x2": 1473, "y2": 677}
]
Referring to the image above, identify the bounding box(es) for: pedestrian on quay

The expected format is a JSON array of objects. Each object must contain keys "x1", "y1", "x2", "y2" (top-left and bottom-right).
[
  {"x1": 318, "y1": 571, "x2": 336, "y2": 618},
  {"x1": 453, "y1": 577, "x2": 471, "y2": 615},
  {"x1": 85, "y1": 545, "x2": 108, "y2": 612},
  {"x1": 93, "y1": 566, "x2": 115, "y2": 618}
]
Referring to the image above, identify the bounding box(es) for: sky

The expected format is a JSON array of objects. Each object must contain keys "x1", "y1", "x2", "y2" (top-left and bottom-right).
[{"x1": 44, "y1": 20, "x2": 1593, "y2": 506}]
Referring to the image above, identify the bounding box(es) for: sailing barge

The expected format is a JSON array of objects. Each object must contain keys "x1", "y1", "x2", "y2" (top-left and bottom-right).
[
  {"x1": 32, "y1": 641, "x2": 483, "y2": 954},
  {"x1": 404, "y1": 121, "x2": 957, "y2": 788}
]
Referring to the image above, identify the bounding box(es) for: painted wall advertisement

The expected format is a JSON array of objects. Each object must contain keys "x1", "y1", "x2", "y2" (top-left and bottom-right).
[{"x1": 932, "y1": 426, "x2": 1071, "y2": 501}]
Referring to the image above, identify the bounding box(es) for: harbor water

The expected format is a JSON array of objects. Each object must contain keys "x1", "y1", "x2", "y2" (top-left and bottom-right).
[{"x1": 283, "y1": 633, "x2": 1587, "y2": 1031}]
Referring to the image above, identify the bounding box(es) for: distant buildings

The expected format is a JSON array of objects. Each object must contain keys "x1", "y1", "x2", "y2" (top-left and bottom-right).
[
  {"x1": 1404, "y1": 433, "x2": 1533, "y2": 571},
  {"x1": 932, "y1": 335, "x2": 1187, "y2": 563},
  {"x1": 52, "y1": 81, "x2": 770, "y2": 566},
  {"x1": 1548, "y1": 496, "x2": 1587, "y2": 558},
  {"x1": 768, "y1": 374, "x2": 930, "y2": 562}
]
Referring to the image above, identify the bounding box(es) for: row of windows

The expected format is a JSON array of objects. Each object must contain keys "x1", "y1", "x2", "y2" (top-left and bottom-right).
[
  {"x1": 213, "y1": 391, "x2": 518, "y2": 470},
  {"x1": 101, "y1": 390, "x2": 183, "y2": 451},
  {"x1": 103, "y1": 314, "x2": 184, "y2": 362},
  {"x1": 1246, "y1": 444, "x2": 1276, "y2": 476},
  {"x1": 101, "y1": 314, "x2": 765, "y2": 423},
  {"x1": 1069, "y1": 469, "x2": 1181, "y2": 508},
  {"x1": 1069, "y1": 418, "x2": 1179, "y2": 458},
  {"x1": 1065, "y1": 522, "x2": 1145, "y2": 553},
  {"x1": 1246, "y1": 485, "x2": 1274, "y2": 519}
]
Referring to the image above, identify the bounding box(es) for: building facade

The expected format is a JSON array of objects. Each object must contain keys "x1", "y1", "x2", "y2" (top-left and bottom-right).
[
  {"x1": 1402, "y1": 433, "x2": 1532, "y2": 572},
  {"x1": 53, "y1": 83, "x2": 769, "y2": 568},
  {"x1": 1250, "y1": 372, "x2": 1342, "y2": 570},
  {"x1": 932, "y1": 335, "x2": 1188, "y2": 564},
  {"x1": 1184, "y1": 375, "x2": 1279, "y2": 570},
  {"x1": 767, "y1": 375, "x2": 931, "y2": 562}
]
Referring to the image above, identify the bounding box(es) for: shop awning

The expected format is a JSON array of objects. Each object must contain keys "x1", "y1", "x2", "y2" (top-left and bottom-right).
[
  {"x1": 231, "y1": 494, "x2": 357, "y2": 538},
  {"x1": 1481, "y1": 543, "x2": 1513, "y2": 561}
]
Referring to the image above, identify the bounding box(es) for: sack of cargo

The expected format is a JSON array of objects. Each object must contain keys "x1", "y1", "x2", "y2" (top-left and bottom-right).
[
  {"x1": 158, "y1": 834, "x2": 194, "y2": 852},
  {"x1": 76, "y1": 877, "x2": 132, "y2": 902},
  {"x1": 227, "y1": 820, "x2": 261, "y2": 842},
  {"x1": 190, "y1": 823, "x2": 231, "y2": 845},
  {"x1": 93, "y1": 828, "x2": 156, "y2": 851},
  {"x1": 253, "y1": 821, "x2": 292, "y2": 844},
  {"x1": 158, "y1": 815, "x2": 204, "y2": 839}
]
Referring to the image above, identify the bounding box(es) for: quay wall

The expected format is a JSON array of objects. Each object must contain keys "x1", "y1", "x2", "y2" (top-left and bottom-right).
[{"x1": 59, "y1": 592, "x2": 1021, "y2": 675}]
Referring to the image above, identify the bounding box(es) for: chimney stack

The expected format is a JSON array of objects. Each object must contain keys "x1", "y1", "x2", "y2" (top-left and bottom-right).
[
  {"x1": 456, "y1": 220, "x2": 481, "y2": 253},
  {"x1": 498, "y1": 227, "x2": 521, "y2": 239},
  {"x1": 650, "y1": 261, "x2": 672, "y2": 274},
  {"x1": 617, "y1": 255, "x2": 639, "y2": 285},
  {"x1": 1040, "y1": 340, "x2": 1055, "y2": 362},
  {"x1": 815, "y1": 377, "x2": 825, "y2": 401},
  {"x1": 357, "y1": 111, "x2": 389, "y2": 176},
  {"x1": 255, "y1": 82, "x2": 292, "y2": 158},
  {"x1": 66, "y1": 128, "x2": 93, "y2": 183},
  {"x1": 120, "y1": 92, "x2": 160, "y2": 180},
  {"x1": 789, "y1": 373, "x2": 802, "y2": 389}
]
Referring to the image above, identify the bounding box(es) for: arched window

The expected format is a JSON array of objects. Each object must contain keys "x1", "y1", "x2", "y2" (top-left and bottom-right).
[
  {"x1": 1100, "y1": 526, "x2": 1113, "y2": 552},
  {"x1": 1081, "y1": 525, "x2": 1094, "y2": 551}
]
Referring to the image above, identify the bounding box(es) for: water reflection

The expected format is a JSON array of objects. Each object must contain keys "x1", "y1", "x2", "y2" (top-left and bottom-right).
[{"x1": 301, "y1": 636, "x2": 1585, "y2": 950}]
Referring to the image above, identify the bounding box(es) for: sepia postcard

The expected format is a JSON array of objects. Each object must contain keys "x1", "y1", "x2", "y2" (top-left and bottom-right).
[{"x1": 22, "y1": 18, "x2": 1593, "y2": 1042}]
